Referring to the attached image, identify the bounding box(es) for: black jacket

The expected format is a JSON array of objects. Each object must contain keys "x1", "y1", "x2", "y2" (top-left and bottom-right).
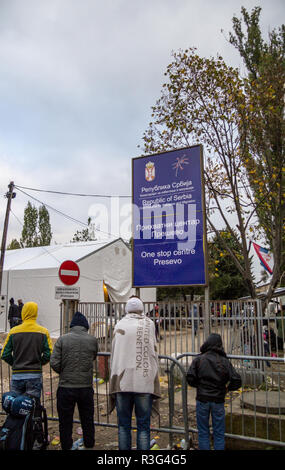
[
  {"x1": 8, "y1": 304, "x2": 20, "y2": 321},
  {"x1": 186, "y1": 333, "x2": 242, "y2": 403}
]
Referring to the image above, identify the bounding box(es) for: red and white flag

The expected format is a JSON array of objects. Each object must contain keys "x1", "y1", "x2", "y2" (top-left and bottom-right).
[{"x1": 252, "y1": 242, "x2": 274, "y2": 275}]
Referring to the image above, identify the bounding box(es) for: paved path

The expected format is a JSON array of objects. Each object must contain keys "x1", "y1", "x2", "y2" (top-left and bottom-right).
[{"x1": 241, "y1": 391, "x2": 285, "y2": 414}]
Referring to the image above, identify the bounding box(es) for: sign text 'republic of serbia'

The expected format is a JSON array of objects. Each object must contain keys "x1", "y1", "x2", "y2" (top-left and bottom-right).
[{"x1": 132, "y1": 145, "x2": 208, "y2": 287}]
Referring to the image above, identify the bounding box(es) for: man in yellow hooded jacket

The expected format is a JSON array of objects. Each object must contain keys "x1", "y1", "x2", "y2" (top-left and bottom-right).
[{"x1": 1, "y1": 301, "x2": 53, "y2": 400}]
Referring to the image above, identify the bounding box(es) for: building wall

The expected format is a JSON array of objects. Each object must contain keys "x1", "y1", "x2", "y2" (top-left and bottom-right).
[
  {"x1": 1, "y1": 265, "x2": 106, "y2": 337},
  {"x1": 1, "y1": 268, "x2": 62, "y2": 336}
]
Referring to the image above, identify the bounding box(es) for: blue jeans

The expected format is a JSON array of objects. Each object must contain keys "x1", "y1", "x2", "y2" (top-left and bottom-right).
[
  {"x1": 11, "y1": 376, "x2": 42, "y2": 399},
  {"x1": 115, "y1": 392, "x2": 153, "y2": 450},
  {"x1": 196, "y1": 400, "x2": 225, "y2": 450}
]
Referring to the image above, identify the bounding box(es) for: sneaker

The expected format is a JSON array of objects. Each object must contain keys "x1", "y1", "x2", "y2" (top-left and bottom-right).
[
  {"x1": 71, "y1": 438, "x2": 84, "y2": 450},
  {"x1": 32, "y1": 439, "x2": 43, "y2": 450}
]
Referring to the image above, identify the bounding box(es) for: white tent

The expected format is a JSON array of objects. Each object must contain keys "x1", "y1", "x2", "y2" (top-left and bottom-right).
[{"x1": 0, "y1": 238, "x2": 156, "y2": 337}]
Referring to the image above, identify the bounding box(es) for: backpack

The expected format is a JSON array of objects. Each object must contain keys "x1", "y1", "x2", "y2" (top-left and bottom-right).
[
  {"x1": 31, "y1": 403, "x2": 49, "y2": 450},
  {"x1": 0, "y1": 393, "x2": 49, "y2": 451}
]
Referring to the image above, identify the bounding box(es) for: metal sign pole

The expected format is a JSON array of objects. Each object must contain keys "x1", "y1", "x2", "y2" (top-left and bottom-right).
[{"x1": 204, "y1": 286, "x2": 210, "y2": 338}]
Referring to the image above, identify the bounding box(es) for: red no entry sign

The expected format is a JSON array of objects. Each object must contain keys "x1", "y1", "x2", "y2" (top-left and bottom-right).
[{"x1": 59, "y1": 260, "x2": 80, "y2": 286}]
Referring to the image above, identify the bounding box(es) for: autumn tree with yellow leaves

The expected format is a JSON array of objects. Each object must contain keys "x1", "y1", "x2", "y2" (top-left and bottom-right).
[
  {"x1": 208, "y1": 230, "x2": 248, "y2": 300},
  {"x1": 141, "y1": 7, "x2": 284, "y2": 304},
  {"x1": 229, "y1": 6, "x2": 285, "y2": 301}
]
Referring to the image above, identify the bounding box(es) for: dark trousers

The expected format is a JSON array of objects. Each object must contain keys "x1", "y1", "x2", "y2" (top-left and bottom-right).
[{"x1": 56, "y1": 387, "x2": 95, "y2": 450}]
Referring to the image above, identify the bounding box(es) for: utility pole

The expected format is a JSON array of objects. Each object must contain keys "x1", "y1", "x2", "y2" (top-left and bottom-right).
[{"x1": 0, "y1": 181, "x2": 16, "y2": 294}]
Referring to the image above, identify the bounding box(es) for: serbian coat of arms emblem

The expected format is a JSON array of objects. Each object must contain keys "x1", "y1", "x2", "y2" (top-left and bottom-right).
[{"x1": 145, "y1": 161, "x2": 155, "y2": 181}]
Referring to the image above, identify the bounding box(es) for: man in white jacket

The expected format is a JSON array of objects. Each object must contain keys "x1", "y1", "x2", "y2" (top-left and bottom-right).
[{"x1": 109, "y1": 296, "x2": 160, "y2": 450}]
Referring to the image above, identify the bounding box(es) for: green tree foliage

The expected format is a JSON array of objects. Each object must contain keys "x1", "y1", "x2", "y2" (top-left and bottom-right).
[
  {"x1": 20, "y1": 202, "x2": 52, "y2": 247},
  {"x1": 228, "y1": 6, "x2": 285, "y2": 298},
  {"x1": 140, "y1": 7, "x2": 284, "y2": 303},
  {"x1": 7, "y1": 239, "x2": 21, "y2": 250},
  {"x1": 141, "y1": 46, "x2": 256, "y2": 297},
  {"x1": 157, "y1": 285, "x2": 203, "y2": 302},
  {"x1": 71, "y1": 217, "x2": 94, "y2": 243},
  {"x1": 156, "y1": 231, "x2": 245, "y2": 301},
  {"x1": 38, "y1": 205, "x2": 52, "y2": 246},
  {"x1": 209, "y1": 230, "x2": 247, "y2": 300},
  {"x1": 71, "y1": 228, "x2": 92, "y2": 243},
  {"x1": 21, "y1": 202, "x2": 38, "y2": 247}
]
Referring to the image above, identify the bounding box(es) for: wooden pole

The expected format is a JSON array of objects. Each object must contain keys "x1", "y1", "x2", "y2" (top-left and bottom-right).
[
  {"x1": 0, "y1": 182, "x2": 16, "y2": 294},
  {"x1": 62, "y1": 299, "x2": 79, "y2": 335}
]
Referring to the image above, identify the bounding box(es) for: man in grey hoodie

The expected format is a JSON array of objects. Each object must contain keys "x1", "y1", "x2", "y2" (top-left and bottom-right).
[{"x1": 51, "y1": 311, "x2": 98, "y2": 450}]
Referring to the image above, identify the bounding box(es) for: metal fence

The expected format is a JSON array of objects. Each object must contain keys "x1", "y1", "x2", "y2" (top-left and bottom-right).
[
  {"x1": 1, "y1": 298, "x2": 285, "y2": 449},
  {"x1": 74, "y1": 299, "x2": 285, "y2": 359},
  {"x1": 1, "y1": 351, "x2": 284, "y2": 449},
  {"x1": 57, "y1": 298, "x2": 285, "y2": 448},
  {"x1": 177, "y1": 353, "x2": 285, "y2": 449},
  {"x1": 0, "y1": 352, "x2": 191, "y2": 449}
]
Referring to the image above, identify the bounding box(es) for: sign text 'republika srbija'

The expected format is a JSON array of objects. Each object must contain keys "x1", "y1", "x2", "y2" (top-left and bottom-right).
[{"x1": 132, "y1": 145, "x2": 208, "y2": 287}]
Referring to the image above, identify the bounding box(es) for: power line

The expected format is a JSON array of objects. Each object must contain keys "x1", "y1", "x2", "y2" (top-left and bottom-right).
[
  {"x1": 16, "y1": 187, "x2": 88, "y2": 227},
  {"x1": 16, "y1": 187, "x2": 124, "y2": 240},
  {"x1": 14, "y1": 184, "x2": 132, "y2": 198},
  {"x1": 10, "y1": 209, "x2": 24, "y2": 228}
]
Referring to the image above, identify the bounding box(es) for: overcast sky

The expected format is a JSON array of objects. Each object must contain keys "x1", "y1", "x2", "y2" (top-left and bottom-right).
[{"x1": 0, "y1": 0, "x2": 284, "y2": 252}]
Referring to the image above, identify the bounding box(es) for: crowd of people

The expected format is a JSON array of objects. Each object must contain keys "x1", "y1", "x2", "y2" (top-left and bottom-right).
[{"x1": 1, "y1": 295, "x2": 245, "y2": 451}]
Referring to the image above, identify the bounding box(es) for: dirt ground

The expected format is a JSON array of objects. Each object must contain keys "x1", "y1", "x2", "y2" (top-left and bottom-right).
[
  {"x1": 28, "y1": 403, "x2": 195, "y2": 451},
  {"x1": 0, "y1": 391, "x2": 196, "y2": 451}
]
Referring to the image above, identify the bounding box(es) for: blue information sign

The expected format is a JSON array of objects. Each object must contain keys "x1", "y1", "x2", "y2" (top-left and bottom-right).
[{"x1": 132, "y1": 145, "x2": 208, "y2": 287}]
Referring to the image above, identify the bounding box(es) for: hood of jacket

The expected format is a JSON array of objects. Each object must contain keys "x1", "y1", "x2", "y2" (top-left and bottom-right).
[
  {"x1": 21, "y1": 301, "x2": 38, "y2": 322},
  {"x1": 200, "y1": 333, "x2": 226, "y2": 357}
]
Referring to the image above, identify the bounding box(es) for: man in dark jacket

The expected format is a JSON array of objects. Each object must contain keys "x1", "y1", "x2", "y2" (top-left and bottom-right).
[
  {"x1": 50, "y1": 311, "x2": 98, "y2": 450},
  {"x1": 8, "y1": 298, "x2": 21, "y2": 328},
  {"x1": 187, "y1": 333, "x2": 241, "y2": 450},
  {"x1": 17, "y1": 299, "x2": 24, "y2": 317}
]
